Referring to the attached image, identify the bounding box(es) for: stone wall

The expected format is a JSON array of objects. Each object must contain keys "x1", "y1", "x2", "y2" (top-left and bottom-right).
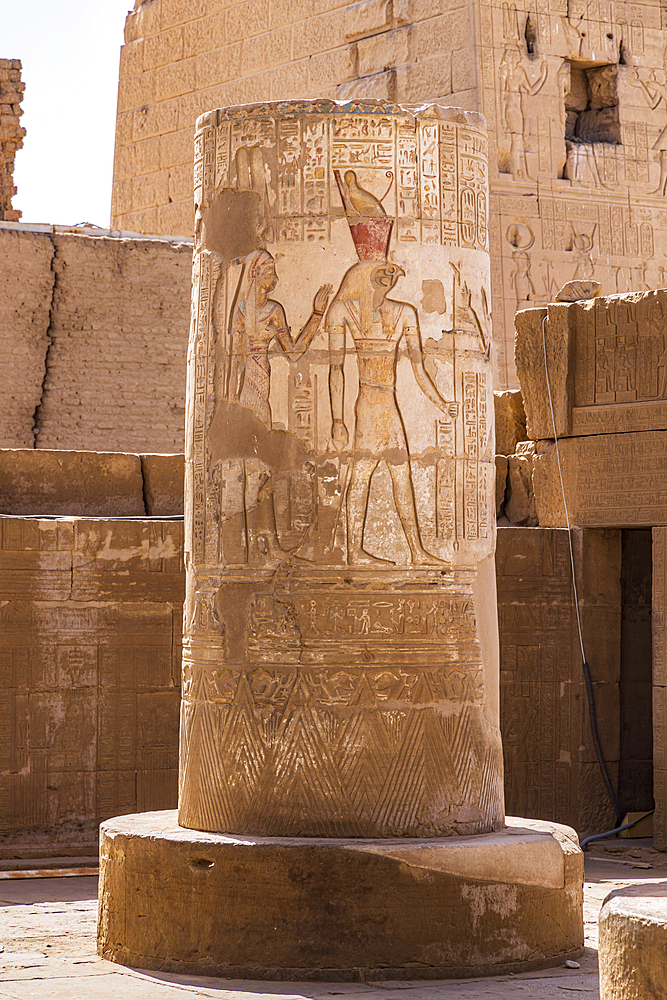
[
  {"x1": 0, "y1": 59, "x2": 24, "y2": 222},
  {"x1": 0, "y1": 516, "x2": 184, "y2": 856},
  {"x1": 111, "y1": 0, "x2": 477, "y2": 239},
  {"x1": 111, "y1": 0, "x2": 667, "y2": 389},
  {"x1": 497, "y1": 526, "x2": 626, "y2": 839},
  {"x1": 0, "y1": 224, "x2": 192, "y2": 453}
]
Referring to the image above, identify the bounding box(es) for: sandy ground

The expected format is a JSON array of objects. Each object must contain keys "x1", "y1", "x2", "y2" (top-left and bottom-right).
[{"x1": 0, "y1": 840, "x2": 665, "y2": 999}]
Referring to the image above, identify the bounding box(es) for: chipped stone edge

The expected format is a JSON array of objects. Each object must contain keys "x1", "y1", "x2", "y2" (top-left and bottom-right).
[{"x1": 196, "y1": 99, "x2": 486, "y2": 132}]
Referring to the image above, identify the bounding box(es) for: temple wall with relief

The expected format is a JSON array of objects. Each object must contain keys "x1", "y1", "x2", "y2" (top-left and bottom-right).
[
  {"x1": 0, "y1": 517, "x2": 183, "y2": 855},
  {"x1": 113, "y1": 1, "x2": 667, "y2": 389},
  {"x1": 497, "y1": 526, "x2": 623, "y2": 839},
  {"x1": 479, "y1": 0, "x2": 667, "y2": 388}
]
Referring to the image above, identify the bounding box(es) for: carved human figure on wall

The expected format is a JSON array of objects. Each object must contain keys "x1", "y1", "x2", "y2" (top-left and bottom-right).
[
  {"x1": 224, "y1": 250, "x2": 331, "y2": 563},
  {"x1": 630, "y1": 68, "x2": 667, "y2": 195},
  {"x1": 498, "y1": 43, "x2": 548, "y2": 181},
  {"x1": 227, "y1": 250, "x2": 331, "y2": 425},
  {"x1": 328, "y1": 259, "x2": 458, "y2": 566},
  {"x1": 510, "y1": 249, "x2": 536, "y2": 304}
]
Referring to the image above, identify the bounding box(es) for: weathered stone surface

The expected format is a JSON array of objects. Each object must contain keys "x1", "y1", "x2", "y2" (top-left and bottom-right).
[
  {"x1": 497, "y1": 526, "x2": 622, "y2": 837},
  {"x1": 531, "y1": 432, "x2": 667, "y2": 529},
  {"x1": 505, "y1": 442, "x2": 537, "y2": 526},
  {"x1": 516, "y1": 291, "x2": 667, "y2": 441},
  {"x1": 180, "y1": 100, "x2": 501, "y2": 840},
  {"x1": 98, "y1": 810, "x2": 584, "y2": 980},
  {"x1": 0, "y1": 59, "x2": 24, "y2": 223},
  {"x1": 0, "y1": 224, "x2": 192, "y2": 454},
  {"x1": 0, "y1": 227, "x2": 54, "y2": 448},
  {"x1": 112, "y1": 4, "x2": 667, "y2": 389},
  {"x1": 599, "y1": 882, "x2": 667, "y2": 999},
  {"x1": 653, "y1": 527, "x2": 667, "y2": 851},
  {"x1": 0, "y1": 450, "x2": 145, "y2": 516},
  {"x1": 495, "y1": 454, "x2": 508, "y2": 516},
  {"x1": 0, "y1": 517, "x2": 183, "y2": 855},
  {"x1": 494, "y1": 389, "x2": 526, "y2": 455},
  {"x1": 140, "y1": 453, "x2": 184, "y2": 515}
]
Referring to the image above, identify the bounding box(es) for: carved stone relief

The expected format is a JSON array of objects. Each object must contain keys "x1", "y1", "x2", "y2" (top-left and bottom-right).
[
  {"x1": 479, "y1": 0, "x2": 667, "y2": 388},
  {"x1": 180, "y1": 100, "x2": 503, "y2": 839}
]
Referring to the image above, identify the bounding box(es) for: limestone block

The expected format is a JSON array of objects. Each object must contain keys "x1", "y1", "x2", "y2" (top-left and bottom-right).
[
  {"x1": 0, "y1": 449, "x2": 145, "y2": 516},
  {"x1": 495, "y1": 454, "x2": 508, "y2": 515},
  {"x1": 599, "y1": 883, "x2": 667, "y2": 999},
  {"x1": 497, "y1": 526, "x2": 622, "y2": 837},
  {"x1": 515, "y1": 290, "x2": 667, "y2": 441},
  {"x1": 140, "y1": 453, "x2": 184, "y2": 515},
  {"x1": 98, "y1": 811, "x2": 583, "y2": 980},
  {"x1": 505, "y1": 442, "x2": 537, "y2": 526},
  {"x1": 532, "y1": 432, "x2": 667, "y2": 529},
  {"x1": 182, "y1": 101, "x2": 500, "y2": 840},
  {"x1": 0, "y1": 516, "x2": 183, "y2": 855},
  {"x1": 494, "y1": 389, "x2": 526, "y2": 455}
]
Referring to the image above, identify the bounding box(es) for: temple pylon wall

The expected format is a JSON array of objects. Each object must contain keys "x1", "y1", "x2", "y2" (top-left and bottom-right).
[{"x1": 112, "y1": 0, "x2": 667, "y2": 389}]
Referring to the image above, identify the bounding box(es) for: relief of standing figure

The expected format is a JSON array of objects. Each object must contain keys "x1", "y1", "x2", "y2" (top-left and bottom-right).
[
  {"x1": 498, "y1": 43, "x2": 548, "y2": 181},
  {"x1": 225, "y1": 250, "x2": 331, "y2": 563},
  {"x1": 328, "y1": 170, "x2": 458, "y2": 567}
]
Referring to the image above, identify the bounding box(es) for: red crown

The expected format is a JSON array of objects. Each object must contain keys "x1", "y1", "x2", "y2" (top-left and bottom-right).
[
  {"x1": 334, "y1": 168, "x2": 393, "y2": 261},
  {"x1": 348, "y1": 219, "x2": 394, "y2": 261}
]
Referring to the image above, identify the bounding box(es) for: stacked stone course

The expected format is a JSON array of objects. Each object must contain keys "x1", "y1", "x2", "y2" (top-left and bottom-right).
[
  {"x1": 0, "y1": 225, "x2": 192, "y2": 453},
  {"x1": 0, "y1": 59, "x2": 25, "y2": 222}
]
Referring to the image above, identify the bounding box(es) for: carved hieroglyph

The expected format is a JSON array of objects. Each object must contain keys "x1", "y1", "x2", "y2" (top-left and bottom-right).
[
  {"x1": 179, "y1": 100, "x2": 503, "y2": 839},
  {"x1": 516, "y1": 291, "x2": 667, "y2": 442}
]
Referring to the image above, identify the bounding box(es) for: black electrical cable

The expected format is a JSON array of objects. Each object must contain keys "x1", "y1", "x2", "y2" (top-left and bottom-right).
[
  {"x1": 582, "y1": 659, "x2": 622, "y2": 825},
  {"x1": 579, "y1": 810, "x2": 655, "y2": 850}
]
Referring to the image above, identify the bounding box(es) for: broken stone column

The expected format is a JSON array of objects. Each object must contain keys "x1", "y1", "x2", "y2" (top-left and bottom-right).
[
  {"x1": 178, "y1": 100, "x2": 502, "y2": 837},
  {"x1": 98, "y1": 100, "x2": 584, "y2": 979}
]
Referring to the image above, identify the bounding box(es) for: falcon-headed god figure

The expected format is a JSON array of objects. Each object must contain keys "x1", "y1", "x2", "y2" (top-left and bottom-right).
[{"x1": 329, "y1": 170, "x2": 458, "y2": 567}]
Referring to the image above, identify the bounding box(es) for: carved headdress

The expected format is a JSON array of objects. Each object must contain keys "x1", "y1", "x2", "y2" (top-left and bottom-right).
[{"x1": 334, "y1": 169, "x2": 394, "y2": 261}]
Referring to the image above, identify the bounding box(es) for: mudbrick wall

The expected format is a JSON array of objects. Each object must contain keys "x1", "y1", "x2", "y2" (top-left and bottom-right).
[
  {"x1": 0, "y1": 224, "x2": 192, "y2": 453},
  {"x1": 0, "y1": 516, "x2": 184, "y2": 856},
  {"x1": 0, "y1": 59, "x2": 24, "y2": 222}
]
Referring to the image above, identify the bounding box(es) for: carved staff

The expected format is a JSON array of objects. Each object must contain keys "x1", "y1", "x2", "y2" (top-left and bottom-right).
[{"x1": 450, "y1": 263, "x2": 460, "y2": 552}]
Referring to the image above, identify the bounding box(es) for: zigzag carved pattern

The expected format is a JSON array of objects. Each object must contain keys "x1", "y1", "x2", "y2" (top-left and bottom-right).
[{"x1": 179, "y1": 668, "x2": 504, "y2": 837}]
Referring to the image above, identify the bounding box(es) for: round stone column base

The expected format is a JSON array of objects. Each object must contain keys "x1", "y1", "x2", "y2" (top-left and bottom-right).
[
  {"x1": 599, "y1": 882, "x2": 667, "y2": 999},
  {"x1": 98, "y1": 811, "x2": 583, "y2": 981}
]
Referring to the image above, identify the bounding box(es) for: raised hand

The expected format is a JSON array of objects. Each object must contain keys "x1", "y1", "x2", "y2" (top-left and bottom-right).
[{"x1": 314, "y1": 283, "x2": 333, "y2": 315}]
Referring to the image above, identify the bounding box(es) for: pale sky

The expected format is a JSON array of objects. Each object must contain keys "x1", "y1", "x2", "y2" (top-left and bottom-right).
[{"x1": 3, "y1": 0, "x2": 132, "y2": 227}]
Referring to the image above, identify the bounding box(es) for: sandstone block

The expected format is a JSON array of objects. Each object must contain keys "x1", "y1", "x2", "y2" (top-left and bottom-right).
[
  {"x1": 497, "y1": 526, "x2": 622, "y2": 837},
  {"x1": 357, "y1": 27, "x2": 410, "y2": 77},
  {"x1": 344, "y1": 0, "x2": 392, "y2": 40},
  {"x1": 495, "y1": 454, "x2": 508, "y2": 515},
  {"x1": 336, "y1": 70, "x2": 395, "y2": 101},
  {"x1": 26, "y1": 231, "x2": 191, "y2": 455},
  {"x1": 494, "y1": 389, "x2": 527, "y2": 455},
  {"x1": 531, "y1": 432, "x2": 667, "y2": 529},
  {"x1": 515, "y1": 291, "x2": 667, "y2": 441},
  {"x1": 599, "y1": 883, "x2": 667, "y2": 998},
  {"x1": 0, "y1": 516, "x2": 183, "y2": 855},
  {"x1": 505, "y1": 442, "x2": 537, "y2": 526},
  {"x1": 98, "y1": 811, "x2": 583, "y2": 980},
  {"x1": 140, "y1": 453, "x2": 184, "y2": 515},
  {"x1": 0, "y1": 449, "x2": 145, "y2": 516},
  {"x1": 0, "y1": 227, "x2": 54, "y2": 448}
]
